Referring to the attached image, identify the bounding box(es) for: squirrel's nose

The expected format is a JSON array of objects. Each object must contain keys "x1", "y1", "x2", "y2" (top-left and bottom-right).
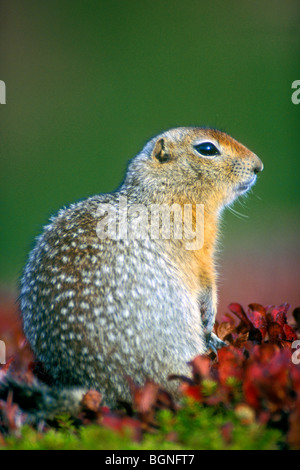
[{"x1": 253, "y1": 156, "x2": 264, "y2": 174}]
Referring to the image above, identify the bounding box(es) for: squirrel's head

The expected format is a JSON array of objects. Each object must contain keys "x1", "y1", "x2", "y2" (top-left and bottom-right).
[{"x1": 125, "y1": 127, "x2": 263, "y2": 212}]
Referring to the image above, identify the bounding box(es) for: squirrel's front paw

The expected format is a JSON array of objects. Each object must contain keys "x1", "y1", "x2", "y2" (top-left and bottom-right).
[{"x1": 207, "y1": 332, "x2": 227, "y2": 354}]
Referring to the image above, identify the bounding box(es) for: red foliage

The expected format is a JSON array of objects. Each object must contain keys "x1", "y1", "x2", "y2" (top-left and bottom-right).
[
  {"x1": 0, "y1": 292, "x2": 34, "y2": 375},
  {"x1": 247, "y1": 303, "x2": 268, "y2": 340},
  {"x1": 0, "y1": 296, "x2": 300, "y2": 448},
  {"x1": 217, "y1": 346, "x2": 244, "y2": 386},
  {"x1": 178, "y1": 303, "x2": 300, "y2": 448},
  {"x1": 78, "y1": 390, "x2": 142, "y2": 441},
  {"x1": 217, "y1": 302, "x2": 298, "y2": 347}
]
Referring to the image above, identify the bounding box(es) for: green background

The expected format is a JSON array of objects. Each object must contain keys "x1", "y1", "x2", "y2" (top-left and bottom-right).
[{"x1": 1, "y1": 0, "x2": 299, "y2": 313}]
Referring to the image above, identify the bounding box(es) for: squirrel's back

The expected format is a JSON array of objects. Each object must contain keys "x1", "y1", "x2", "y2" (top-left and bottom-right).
[{"x1": 20, "y1": 127, "x2": 263, "y2": 409}]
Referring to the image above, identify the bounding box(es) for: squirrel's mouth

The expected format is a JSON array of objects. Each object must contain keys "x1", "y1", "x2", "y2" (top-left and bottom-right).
[{"x1": 235, "y1": 175, "x2": 257, "y2": 194}]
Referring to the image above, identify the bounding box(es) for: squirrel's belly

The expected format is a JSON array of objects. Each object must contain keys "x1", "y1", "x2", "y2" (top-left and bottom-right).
[{"x1": 21, "y1": 234, "x2": 206, "y2": 404}]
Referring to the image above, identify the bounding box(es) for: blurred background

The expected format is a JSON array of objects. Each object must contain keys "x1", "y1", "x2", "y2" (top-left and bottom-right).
[{"x1": 0, "y1": 0, "x2": 299, "y2": 320}]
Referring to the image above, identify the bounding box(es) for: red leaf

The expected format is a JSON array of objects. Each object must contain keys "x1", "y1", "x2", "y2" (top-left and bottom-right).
[
  {"x1": 283, "y1": 324, "x2": 298, "y2": 342},
  {"x1": 0, "y1": 357, "x2": 14, "y2": 380},
  {"x1": 188, "y1": 355, "x2": 211, "y2": 380},
  {"x1": 217, "y1": 346, "x2": 244, "y2": 385},
  {"x1": 221, "y1": 422, "x2": 233, "y2": 444},
  {"x1": 0, "y1": 391, "x2": 24, "y2": 431},
  {"x1": 180, "y1": 383, "x2": 203, "y2": 402},
  {"x1": 252, "y1": 343, "x2": 279, "y2": 363},
  {"x1": 228, "y1": 303, "x2": 262, "y2": 342},
  {"x1": 270, "y1": 304, "x2": 290, "y2": 327},
  {"x1": 228, "y1": 303, "x2": 253, "y2": 329},
  {"x1": 243, "y1": 375, "x2": 260, "y2": 409},
  {"x1": 214, "y1": 321, "x2": 236, "y2": 342},
  {"x1": 81, "y1": 390, "x2": 102, "y2": 413},
  {"x1": 132, "y1": 380, "x2": 160, "y2": 414},
  {"x1": 248, "y1": 303, "x2": 268, "y2": 340},
  {"x1": 101, "y1": 412, "x2": 141, "y2": 440},
  {"x1": 268, "y1": 322, "x2": 282, "y2": 343},
  {"x1": 231, "y1": 332, "x2": 249, "y2": 348}
]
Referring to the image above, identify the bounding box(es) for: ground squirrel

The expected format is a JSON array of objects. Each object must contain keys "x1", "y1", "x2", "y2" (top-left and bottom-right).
[{"x1": 17, "y1": 127, "x2": 263, "y2": 413}]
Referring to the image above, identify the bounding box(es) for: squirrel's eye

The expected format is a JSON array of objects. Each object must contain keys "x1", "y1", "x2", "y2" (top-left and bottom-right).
[{"x1": 193, "y1": 142, "x2": 220, "y2": 157}]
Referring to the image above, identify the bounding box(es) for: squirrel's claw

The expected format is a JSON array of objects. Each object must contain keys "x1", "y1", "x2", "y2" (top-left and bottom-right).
[{"x1": 207, "y1": 332, "x2": 227, "y2": 354}]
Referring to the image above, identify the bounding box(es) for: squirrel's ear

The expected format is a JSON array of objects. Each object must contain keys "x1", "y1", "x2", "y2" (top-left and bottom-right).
[{"x1": 152, "y1": 138, "x2": 171, "y2": 163}]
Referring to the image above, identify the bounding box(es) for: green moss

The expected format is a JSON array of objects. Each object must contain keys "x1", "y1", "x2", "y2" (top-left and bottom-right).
[{"x1": 0, "y1": 399, "x2": 282, "y2": 450}]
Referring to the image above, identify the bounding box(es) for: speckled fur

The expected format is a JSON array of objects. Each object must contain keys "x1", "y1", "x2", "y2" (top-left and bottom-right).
[{"x1": 20, "y1": 127, "x2": 263, "y2": 408}]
